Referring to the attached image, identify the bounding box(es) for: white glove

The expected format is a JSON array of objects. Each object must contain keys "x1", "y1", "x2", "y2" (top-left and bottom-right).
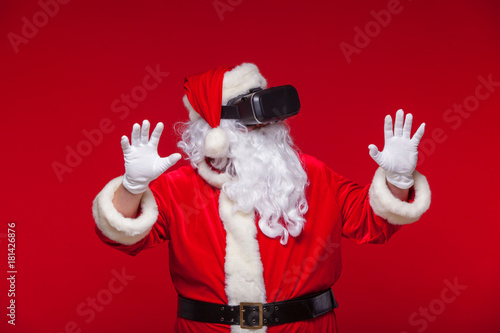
[
  {"x1": 368, "y1": 109, "x2": 425, "y2": 189},
  {"x1": 121, "y1": 120, "x2": 181, "y2": 194}
]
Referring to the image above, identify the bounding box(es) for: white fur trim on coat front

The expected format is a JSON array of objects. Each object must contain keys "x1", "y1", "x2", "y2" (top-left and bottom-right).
[
  {"x1": 219, "y1": 192, "x2": 267, "y2": 333},
  {"x1": 369, "y1": 168, "x2": 431, "y2": 225},
  {"x1": 92, "y1": 176, "x2": 158, "y2": 245},
  {"x1": 222, "y1": 63, "x2": 267, "y2": 106}
]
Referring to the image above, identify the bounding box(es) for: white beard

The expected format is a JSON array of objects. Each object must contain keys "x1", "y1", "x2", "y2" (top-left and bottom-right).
[{"x1": 178, "y1": 119, "x2": 309, "y2": 245}]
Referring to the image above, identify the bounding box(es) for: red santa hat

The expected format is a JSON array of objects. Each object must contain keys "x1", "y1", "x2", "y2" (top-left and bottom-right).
[{"x1": 182, "y1": 63, "x2": 267, "y2": 158}]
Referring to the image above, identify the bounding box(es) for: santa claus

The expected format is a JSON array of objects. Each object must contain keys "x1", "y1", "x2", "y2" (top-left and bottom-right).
[{"x1": 92, "y1": 63, "x2": 431, "y2": 332}]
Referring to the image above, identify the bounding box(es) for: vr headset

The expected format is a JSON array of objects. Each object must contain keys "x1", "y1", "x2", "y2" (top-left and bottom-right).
[{"x1": 221, "y1": 85, "x2": 300, "y2": 126}]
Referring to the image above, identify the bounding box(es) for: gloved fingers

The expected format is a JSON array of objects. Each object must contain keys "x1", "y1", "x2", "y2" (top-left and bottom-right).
[
  {"x1": 165, "y1": 153, "x2": 182, "y2": 167},
  {"x1": 403, "y1": 113, "x2": 413, "y2": 139},
  {"x1": 384, "y1": 114, "x2": 393, "y2": 141},
  {"x1": 120, "y1": 135, "x2": 131, "y2": 153},
  {"x1": 368, "y1": 144, "x2": 381, "y2": 159},
  {"x1": 131, "y1": 123, "x2": 141, "y2": 146},
  {"x1": 140, "y1": 120, "x2": 150, "y2": 145},
  {"x1": 394, "y1": 109, "x2": 404, "y2": 137},
  {"x1": 156, "y1": 153, "x2": 182, "y2": 174},
  {"x1": 411, "y1": 122, "x2": 426, "y2": 145},
  {"x1": 150, "y1": 122, "x2": 164, "y2": 147}
]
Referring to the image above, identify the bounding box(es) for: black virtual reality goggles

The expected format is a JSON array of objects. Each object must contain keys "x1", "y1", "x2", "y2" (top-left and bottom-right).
[{"x1": 221, "y1": 85, "x2": 300, "y2": 126}]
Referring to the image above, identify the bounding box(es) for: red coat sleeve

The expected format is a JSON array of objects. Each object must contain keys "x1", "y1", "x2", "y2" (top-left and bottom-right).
[
  {"x1": 334, "y1": 172, "x2": 402, "y2": 244},
  {"x1": 93, "y1": 165, "x2": 209, "y2": 256},
  {"x1": 303, "y1": 154, "x2": 402, "y2": 244},
  {"x1": 95, "y1": 175, "x2": 177, "y2": 256},
  {"x1": 94, "y1": 190, "x2": 170, "y2": 256},
  {"x1": 94, "y1": 212, "x2": 169, "y2": 257}
]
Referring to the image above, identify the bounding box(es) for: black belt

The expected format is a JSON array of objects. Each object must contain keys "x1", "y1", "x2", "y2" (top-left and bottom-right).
[{"x1": 177, "y1": 289, "x2": 338, "y2": 329}]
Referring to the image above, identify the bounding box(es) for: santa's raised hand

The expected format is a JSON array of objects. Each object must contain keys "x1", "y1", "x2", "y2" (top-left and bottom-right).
[
  {"x1": 368, "y1": 109, "x2": 425, "y2": 189},
  {"x1": 121, "y1": 120, "x2": 181, "y2": 194}
]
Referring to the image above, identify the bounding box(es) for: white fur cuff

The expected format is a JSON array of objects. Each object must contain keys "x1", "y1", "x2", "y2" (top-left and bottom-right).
[
  {"x1": 219, "y1": 192, "x2": 267, "y2": 333},
  {"x1": 92, "y1": 176, "x2": 159, "y2": 245},
  {"x1": 369, "y1": 168, "x2": 431, "y2": 225}
]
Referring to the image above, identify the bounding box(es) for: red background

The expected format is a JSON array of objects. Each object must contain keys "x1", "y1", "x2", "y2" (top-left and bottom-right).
[{"x1": 1, "y1": 0, "x2": 499, "y2": 332}]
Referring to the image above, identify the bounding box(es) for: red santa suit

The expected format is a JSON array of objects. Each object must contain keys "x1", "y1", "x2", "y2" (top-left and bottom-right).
[
  {"x1": 92, "y1": 63, "x2": 431, "y2": 332},
  {"x1": 93, "y1": 156, "x2": 430, "y2": 333}
]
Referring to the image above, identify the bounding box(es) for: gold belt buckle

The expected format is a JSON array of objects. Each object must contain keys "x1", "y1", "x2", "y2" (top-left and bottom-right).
[{"x1": 239, "y1": 302, "x2": 263, "y2": 329}]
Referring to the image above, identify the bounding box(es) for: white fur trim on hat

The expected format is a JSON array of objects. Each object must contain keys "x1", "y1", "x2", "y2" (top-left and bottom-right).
[
  {"x1": 222, "y1": 63, "x2": 267, "y2": 106},
  {"x1": 92, "y1": 176, "x2": 158, "y2": 245},
  {"x1": 219, "y1": 192, "x2": 267, "y2": 333},
  {"x1": 369, "y1": 168, "x2": 431, "y2": 225}
]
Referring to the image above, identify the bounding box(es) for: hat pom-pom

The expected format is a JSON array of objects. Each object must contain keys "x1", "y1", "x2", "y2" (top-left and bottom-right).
[{"x1": 204, "y1": 127, "x2": 229, "y2": 158}]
